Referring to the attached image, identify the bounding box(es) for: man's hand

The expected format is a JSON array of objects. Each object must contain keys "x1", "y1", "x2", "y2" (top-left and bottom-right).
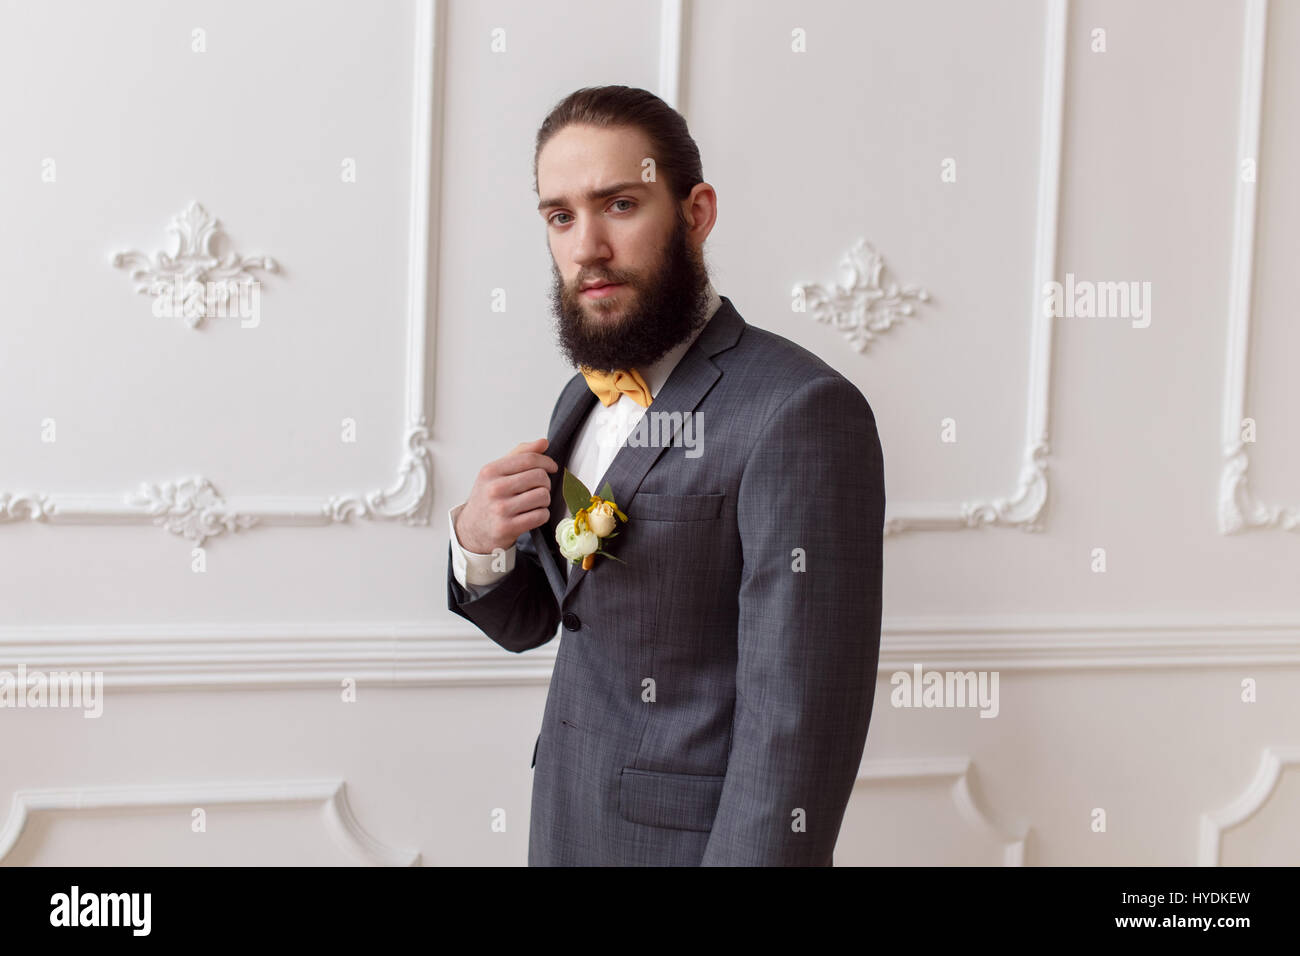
[{"x1": 454, "y1": 437, "x2": 557, "y2": 554}]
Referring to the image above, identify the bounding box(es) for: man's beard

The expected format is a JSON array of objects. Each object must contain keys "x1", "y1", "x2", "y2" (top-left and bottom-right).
[{"x1": 549, "y1": 214, "x2": 711, "y2": 374}]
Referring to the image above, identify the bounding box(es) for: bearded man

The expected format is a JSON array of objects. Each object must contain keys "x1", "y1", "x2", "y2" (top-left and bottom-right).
[{"x1": 447, "y1": 85, "x2": 885, "y2": 867}]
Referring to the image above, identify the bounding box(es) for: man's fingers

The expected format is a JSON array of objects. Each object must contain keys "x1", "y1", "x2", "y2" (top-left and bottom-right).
[
  {"x1": 480, "y1": 442, "x2": 553, "y2": 481},
  {"x1": 507, "y1": 506, "x2": 552, "y2": 535},
  {"x1": 497, "y1": 451, "x2": 557, "y2": 478},
  {"x1": 486, "y1": 439, "x2": 555, "y2": 478},
  {"x1": 483, "y1": 468, "x2": 553, "y2": 527},
  {"x1": 509, "y1": 437, "x2": 548, "y2": 456}
]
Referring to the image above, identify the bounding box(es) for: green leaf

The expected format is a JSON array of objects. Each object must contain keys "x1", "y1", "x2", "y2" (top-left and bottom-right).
[
  {"x1": 562, "y1": 467, "x2": 592, "y2": 517},
  {"x1": 598, "y1": 551, "x2": 627, "y2": 565},
  {"x1": 598, "y1": 481, "x2": 614, "y2": 502}
]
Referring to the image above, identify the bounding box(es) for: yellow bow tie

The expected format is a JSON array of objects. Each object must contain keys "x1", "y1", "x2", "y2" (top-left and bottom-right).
[{"x1": 579, "y1": 365, "x2": 653, "y2": 409}]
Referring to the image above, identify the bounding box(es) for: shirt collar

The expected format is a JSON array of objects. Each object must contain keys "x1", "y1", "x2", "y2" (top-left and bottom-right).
[{"x1": 641, "y1": 280, "x2": 721, "y2": 400}]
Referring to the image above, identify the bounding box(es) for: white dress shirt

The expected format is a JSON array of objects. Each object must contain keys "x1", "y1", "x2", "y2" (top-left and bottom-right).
[{"x1": 449, "y1": 281, "x2": 722, "y2": 598}]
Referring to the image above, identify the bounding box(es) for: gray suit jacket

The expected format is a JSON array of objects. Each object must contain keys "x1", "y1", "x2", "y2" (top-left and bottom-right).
[{"x1": 447, "y1": 295, "x2": 885, "y2": 866}]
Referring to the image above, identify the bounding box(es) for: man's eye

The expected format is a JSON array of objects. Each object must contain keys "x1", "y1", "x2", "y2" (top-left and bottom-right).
[
  {"x1": 611, "y1": 199, "x2": 634, "y2": 212},
  {"x1": 550, "y1": 213, "x2": 572, "y2": 226}
]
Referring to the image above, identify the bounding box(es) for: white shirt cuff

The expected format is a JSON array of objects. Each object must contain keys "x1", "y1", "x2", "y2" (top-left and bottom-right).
[{"x1": 449, "y1": 503, "x2": 516, "y2": 588}]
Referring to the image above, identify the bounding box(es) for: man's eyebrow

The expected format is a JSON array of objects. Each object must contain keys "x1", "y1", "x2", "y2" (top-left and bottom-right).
[{"x1": 537, "y1": 180, "x2": 647, "y2": 212}]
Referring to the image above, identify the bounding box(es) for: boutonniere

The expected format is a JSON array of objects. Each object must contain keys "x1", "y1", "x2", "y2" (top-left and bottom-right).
[{"x1": 556, "y1": 468, "x2": 628, "y2": 570}]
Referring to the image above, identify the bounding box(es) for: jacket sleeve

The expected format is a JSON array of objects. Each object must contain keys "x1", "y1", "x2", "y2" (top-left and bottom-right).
[
  {"x1": 445, "y1": 385, "x2": 572, "y2": 655},
  {"x1": 446, "y1": 524, "x2": 561, "y2": 654},
  {"x1": 700, "y1": 375, "x2": 885, "y2": 866}
]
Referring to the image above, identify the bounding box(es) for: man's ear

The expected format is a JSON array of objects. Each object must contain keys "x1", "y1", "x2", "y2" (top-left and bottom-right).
[{"x1": 682, "y1": 183, "x2": 717, "y2": 243}]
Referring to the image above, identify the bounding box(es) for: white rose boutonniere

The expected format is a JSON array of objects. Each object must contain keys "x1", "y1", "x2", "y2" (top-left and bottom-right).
[
  {"x1": 556, "y1": 468, "x2": 628, "y2": 571},
  {"x1": 555, "y1": 517, "x2": 598, "y2": 564}
]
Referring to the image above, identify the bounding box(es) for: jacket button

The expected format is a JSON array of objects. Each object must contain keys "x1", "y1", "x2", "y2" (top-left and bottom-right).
[{"x1": 562, "y1": 612, "x2": 581, "y2": 631}]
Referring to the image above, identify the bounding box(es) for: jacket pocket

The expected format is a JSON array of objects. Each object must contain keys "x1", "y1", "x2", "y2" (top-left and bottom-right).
[
  {"x1": 617, "y1": 766, "x2": 727, "y2": 832},
  {"x1": 630, "y1": 492, "x2": 725, "y2": 522}
]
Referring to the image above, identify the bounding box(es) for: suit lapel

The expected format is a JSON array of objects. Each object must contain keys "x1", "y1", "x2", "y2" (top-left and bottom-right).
[
  {"x1": 537, "y1": 296, "x2": 745, "y2": 607},
  {"x1": 529, "y1": 382, "x2": 597, "y2": 602}
]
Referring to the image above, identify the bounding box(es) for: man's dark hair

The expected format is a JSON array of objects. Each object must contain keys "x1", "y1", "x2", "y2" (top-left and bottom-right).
[{"x1": 533, "y1": 85, "x2": 704, "y2": 204}]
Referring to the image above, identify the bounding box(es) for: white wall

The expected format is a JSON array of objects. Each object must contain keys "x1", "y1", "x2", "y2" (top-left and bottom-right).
[{"x1": 0, "y1": 0, "x2": 1295, "y2": 866}]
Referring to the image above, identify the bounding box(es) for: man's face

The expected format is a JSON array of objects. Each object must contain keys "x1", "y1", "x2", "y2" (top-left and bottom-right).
[{"x1": 537, "y1": 123, "x2": 712, "y2": 373}]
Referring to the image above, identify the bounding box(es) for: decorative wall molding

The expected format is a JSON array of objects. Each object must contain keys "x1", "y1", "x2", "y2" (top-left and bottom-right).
[
  {"x1": 795, "y1": 238, "x2": 933, "y2": 353},
  {"x1": 855, "y1": 757, "x2": 1027, "y2": 866},
  {"x1": 668, "y1": 0, "x2": 1062, "y2": 536},
  {"x1": 1219, "y1": 0, "x2": 1296, "y2": 533},
  {"x1": 877, "y1": 614, "x2": 1300, "y2": 671},
  {"x1": 125, "y1": 477, "x2": 260, "y2": 544},
  {"x1": 0, "y1": 0, "x2": 443, "y2": 545},
  {"x1": 787, "y1": 1, "x2": 1065, "y2": 536},
  {"x1": 657, "y1": 0, "x2": 684, "y2": 112},
  {"x1": 1198, "y1": 745, "x2": 1300, "y2": 865},
  {"x1": 110, "y1": 200, "x2": 278, "y2": 329},
  {"x1": 0, "y1": 779, "x2": 420, "y2": 866},
  {"x1": 4, "y1": 613, "x2": 1299, "y2": 691}
]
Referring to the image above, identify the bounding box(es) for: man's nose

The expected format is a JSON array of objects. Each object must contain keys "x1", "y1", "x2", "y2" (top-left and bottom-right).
[{"x1": 571, "y1": 220, "x2": 611, "y2": 267}]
